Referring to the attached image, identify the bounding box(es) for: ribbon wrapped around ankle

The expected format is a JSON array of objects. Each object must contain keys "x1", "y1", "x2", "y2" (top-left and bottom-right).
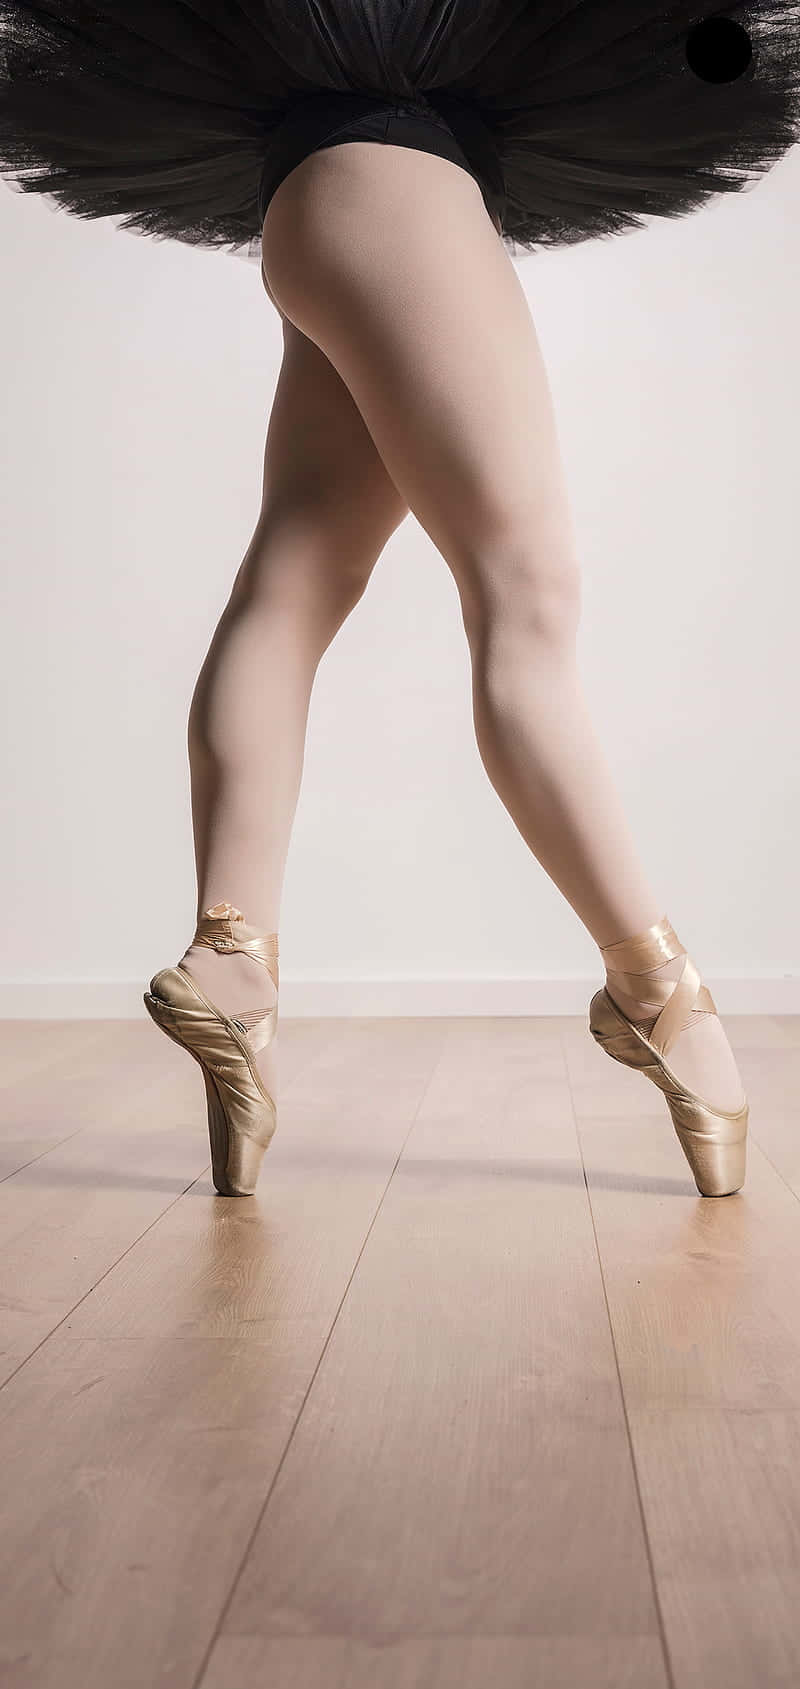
[
  {"x1": 193, "y1": 903, "x2": 279, "y2": 987},
  {"x1": 600, "y1": 915, "x2": 717, "y2": 1059}
]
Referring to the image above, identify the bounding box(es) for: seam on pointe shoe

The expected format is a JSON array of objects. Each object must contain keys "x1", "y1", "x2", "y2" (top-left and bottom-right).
[{"x1": 176, "y1": 967, "x2": 277, "y2": 1110}]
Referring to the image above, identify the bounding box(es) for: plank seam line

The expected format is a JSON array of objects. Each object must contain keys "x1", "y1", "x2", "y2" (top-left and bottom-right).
[
  {"x1": 558, "y1": 1022, "x2": 677, "y2": 1689},
  {"x1": 0, "y1": 1019, "x2": 341, "y2": 1379},
  {"x1": 190, "y1": 1027, "x2": 448, "y2": 1689},
  {"x1": 0, "y1": 1164, "x2": 210, "y2": 1396},
  {"x1": 0, "y1": 1126, "x2": 85, "y2": 1185}
]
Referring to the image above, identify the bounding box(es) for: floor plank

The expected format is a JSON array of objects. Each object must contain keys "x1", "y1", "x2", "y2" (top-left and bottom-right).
[
  {"x1": 207, "y1": 1017, "x2": 667, "y2": 1688},
  {"x1": 0, "y1": 1022, "x2": 120, "y2": 1180},
  {"x1": 0, "y1": 1020, "x2": 109, "y2": 1092},
  {"x1": 0, "y1": 1017, "x2": 445, "y2": 1689},
  {"x1": 561, "y1": 1012, "x2": 800, "y2": 1689},
  {"x1": 201, "y1": 1634, "x2": 665, "y2": 1689},
  {"x1": 2, "y1": 1010, "x2": 797, "y2": 1689},
  {"x1": 732, "y1": 1038, "x2": 800, "y2": 1198},
  {"x1": 0, "y1": 1017, "x2": 330, "y2": 1383}
]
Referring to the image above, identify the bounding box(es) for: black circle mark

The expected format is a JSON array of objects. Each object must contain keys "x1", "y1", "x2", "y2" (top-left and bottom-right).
[{"x1": 686, "y1": 17, "x2": 753, "y2": 83}]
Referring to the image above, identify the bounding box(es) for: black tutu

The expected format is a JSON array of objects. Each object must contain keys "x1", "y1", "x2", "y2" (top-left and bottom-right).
[{"x1": 1, "y1": 2, "x2": 799, "y2": 260}]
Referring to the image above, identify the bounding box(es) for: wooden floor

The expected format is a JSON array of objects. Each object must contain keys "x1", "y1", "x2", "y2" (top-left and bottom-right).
[{"x1": 1, "y1": 1011, "x2": 799, "y2": 1689}]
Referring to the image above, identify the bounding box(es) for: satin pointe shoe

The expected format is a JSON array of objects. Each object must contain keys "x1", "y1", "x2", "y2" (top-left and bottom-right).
[
  {"x1": 588, "y1": 915, "x2": 748, "y2": 1197},
  {"x1": 143, "y1": 901, "x2": 279, "y2": 1197}
]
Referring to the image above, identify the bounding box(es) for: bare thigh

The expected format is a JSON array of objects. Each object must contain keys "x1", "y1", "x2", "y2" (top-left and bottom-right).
[
  {"x1": 240, "y1": 271, "x2": 408, "y2": 609},
  {"x1": 261, "y1": 141, "x2": 580, "y2": 627}
]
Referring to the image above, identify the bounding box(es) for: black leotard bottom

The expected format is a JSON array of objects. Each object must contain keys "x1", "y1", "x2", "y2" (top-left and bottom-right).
[{"x1": 257, "y1": 91, "x2": 506, "y2": 234}]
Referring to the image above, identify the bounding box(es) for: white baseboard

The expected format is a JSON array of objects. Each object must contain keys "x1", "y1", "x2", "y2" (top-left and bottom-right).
[{"x1": 1, "y1": 975, "x2": 798, "y2": 1019}]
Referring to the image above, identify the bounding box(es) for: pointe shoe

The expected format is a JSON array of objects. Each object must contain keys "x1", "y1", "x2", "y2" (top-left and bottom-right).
[
  {"x1": 588, "y1": 915, "x2": 748, "y2": 1197},
  {"x1": 143, "y1": 901, "x2": 279, "y2": 1197}
]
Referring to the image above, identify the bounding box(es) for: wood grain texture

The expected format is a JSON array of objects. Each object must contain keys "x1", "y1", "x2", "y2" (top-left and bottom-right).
[
  {"x1": 1, "y1": 1011, "x2": 797, "y2": 1689},
  {"x1": 560, "y1": 1011, "x2": 800, "y2": 1689},
  {"x1": 210, "y1": 1016, "x2": 667, "y2": 1686},
  {"x1": 0, "y1": 1022, "x2": 114, "y2": 1180},
  {"x1": 0, "y1": 1016, "x2": 445, "y2": 1689},
  {"x1": 0, "y1": 1020, "x2": 108, "y2": 1092},
  {"x1": 201, "y1": 1634, "x2": 666, "y2": 1688},
  {"x1": 0, "y1": 1017, "x2": 330, "y2": 1384}
]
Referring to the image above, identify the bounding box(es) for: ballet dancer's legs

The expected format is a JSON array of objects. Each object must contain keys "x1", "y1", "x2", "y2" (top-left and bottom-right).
[
  {"x1": 260, "y1": 139, "x2": 746, "y2": 1112},
  {"x1": 180, "y1": 313, "x2": 407, "y2": 1094}
]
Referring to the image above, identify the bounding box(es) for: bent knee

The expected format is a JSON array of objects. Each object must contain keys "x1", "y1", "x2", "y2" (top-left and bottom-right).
[
  {"x1": 461, "y1": 531, "x2": 583, "y2": 647},
  {"x1": 233, "y1": 507, "x2": 378, "y2": 625}
]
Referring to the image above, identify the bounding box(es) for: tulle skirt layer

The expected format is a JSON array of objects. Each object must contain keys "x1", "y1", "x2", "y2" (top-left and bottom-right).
[{"x1": 1, "y1": 2, "x2": 799, "y2": 257}]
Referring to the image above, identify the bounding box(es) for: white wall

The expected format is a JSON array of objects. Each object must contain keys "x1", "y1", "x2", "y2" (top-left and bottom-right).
[{"x1": 2, "y1": 150, "x2": 798, "y2": 1017}]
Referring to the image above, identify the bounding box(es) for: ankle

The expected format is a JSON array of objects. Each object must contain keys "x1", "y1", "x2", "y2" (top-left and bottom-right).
[
  {"x1": 599, "y1": 914, "x2": 692, "y2": 1030},
  {"x1": 594, "y1": 909, "x2": 671, "y2": 955},
  {"x1": 603, "y1": 952, "x2": 684, "y2": 1028},
  {"x1": 197, "y1": 899, "x2": 279, "y2": 934},
  {"x1": 180, "y1": 942, "x2": 278, "y2": 1006}
]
